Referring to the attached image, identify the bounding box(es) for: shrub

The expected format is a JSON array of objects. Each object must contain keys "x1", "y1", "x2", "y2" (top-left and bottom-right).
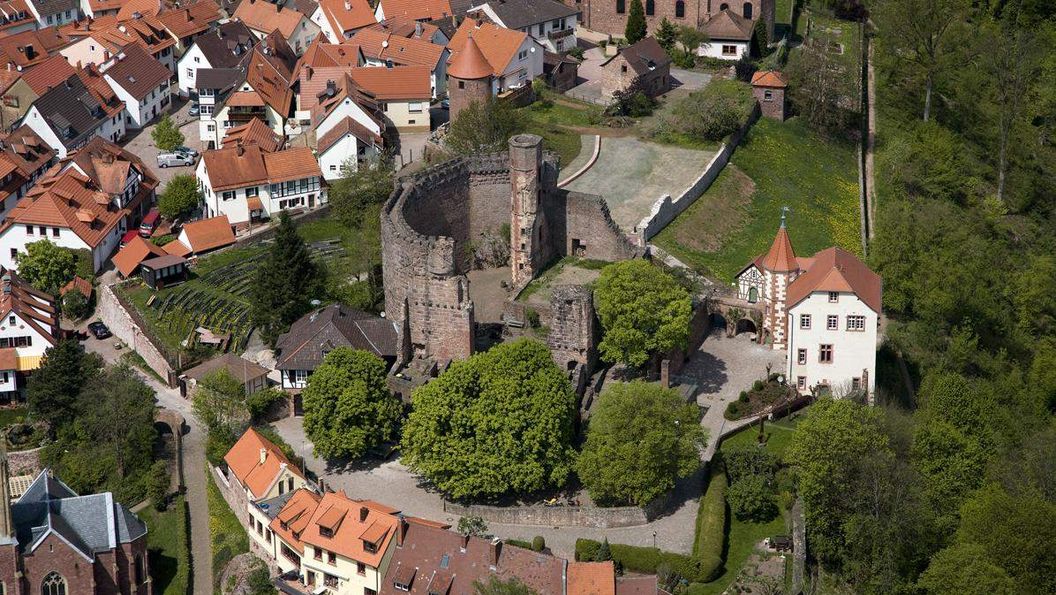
[
  {"x1": 526, "y1": 309, "x2": 541, "y2": 328},
  {"x1": 568, "y1": 46, "x2": 585, "y2": 60},
  {"x1": 61, "y1": 290, "x2": 92, "y2": 321},
  {"x1": 246, "y1": 387, "x2": 285, "y2": 422},
  {"x1": 505, "y1": 538, "x2": 533, "y2": 549},
  {"x1": 734, "y1": 55, "x2": 757, "y2": 82},
  {"x1": 693, "y1": 465, "x2": 726, "y2": 579},
  {"x1": 739, "y1": 391, "x2": 749, "y2": 402},
  {"x1": 574, "y1": 539, "x2": 716, "y2": 583},
  {"x1": 532, "y1": 535, "x2": 546, "y2": 552},
  {"x1": 147, "y1": 460, "x2": 169, "y2": 511},
  {"x1": 727, "y1": 476, "x2": 778, "y2": 522},
  {"x1": 724, "y1": 444, "x2": 779, "y2": 483},
  {"x1": 752, "y1": 380, "x2": 764, "y2": 392},
  {"x1": 725, "y1": 401, "x2": 741, "y2": 420},
  {"x1": 660, "y1": 80, "x2": 755, "y2": 141}
]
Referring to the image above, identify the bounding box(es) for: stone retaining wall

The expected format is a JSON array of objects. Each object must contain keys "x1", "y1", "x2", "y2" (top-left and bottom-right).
[
  {"x1": 635, "y1": 104, "x2": 761, "y2": 245},
  {"x1": 97, "y1": 282, "x2": 177, "y2": 384},
  {"x1": 443, "y1": 493, "x2": 669, "y2": 528}
]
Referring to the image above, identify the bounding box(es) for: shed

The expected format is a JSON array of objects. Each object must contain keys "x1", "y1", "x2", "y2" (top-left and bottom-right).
[{"x1": 140, "y1": 254, "x2": 189, "y2": 289}]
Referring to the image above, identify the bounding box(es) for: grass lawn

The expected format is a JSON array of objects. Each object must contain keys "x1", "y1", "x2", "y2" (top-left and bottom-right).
[
  {"x1": 140, "y1": 496, "x2": 190, "y2": 595},
  {"x1": 207, "y1": 470, "x2": 248, "y2": 587},
  {"x1": 719, "y1": 416, "x2": 801, "y2": 462},
  {"x1": 0, "y1": 406, "x2": 27, "y2": 427},
  {"x1": 653, "y1": 117, "x2": 861, "y2": 282},
  {"x1": 518, "y1": 92, "x2": 603, "y2": 167},
  {"x1": 805, "y1": 9, "x2": 861, "y2": 76},
  {"x1": 516, "y1": 256, "x2": 609, "y2": 301}
]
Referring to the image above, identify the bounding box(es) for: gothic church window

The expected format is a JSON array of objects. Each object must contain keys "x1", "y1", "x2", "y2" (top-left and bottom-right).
[{"x1": 42, "y1": 572, "x2": 67, "y2": 595}]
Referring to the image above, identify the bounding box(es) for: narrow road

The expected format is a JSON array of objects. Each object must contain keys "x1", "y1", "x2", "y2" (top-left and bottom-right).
[{"x1": 83, "y1": 336, "x2": 213, "y2": 594}]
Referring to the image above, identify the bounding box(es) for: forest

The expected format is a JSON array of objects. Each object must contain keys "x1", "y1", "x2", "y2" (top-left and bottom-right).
[{"x1": 793, "y1": 0, "x2": 1056, "y2": 592}]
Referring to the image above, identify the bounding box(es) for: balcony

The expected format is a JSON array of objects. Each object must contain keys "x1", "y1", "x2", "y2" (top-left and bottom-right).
[{"x1": 547, "y1": 28, "x2": 574, "y2": 41}]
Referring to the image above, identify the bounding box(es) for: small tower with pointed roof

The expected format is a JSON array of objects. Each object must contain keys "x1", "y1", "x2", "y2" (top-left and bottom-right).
[
  {"x1": 735, "y1": 208, "x2": 802, "y2": 349},
  {"x1": 447, "y1": 34, "x2": 493, "y2": 122}
]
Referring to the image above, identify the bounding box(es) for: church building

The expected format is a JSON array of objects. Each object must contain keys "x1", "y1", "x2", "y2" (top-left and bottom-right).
[{"x1": 736, "y1": 216, "x2": 881, "y2": 399}]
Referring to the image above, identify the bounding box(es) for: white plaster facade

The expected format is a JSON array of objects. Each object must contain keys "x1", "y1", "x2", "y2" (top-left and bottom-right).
[
  {"x1": 20, "y1": 103, "x2": 126, "y2": 158},
  {"x1": 197, "y1": 157, "x2": 327, "y2": 225},
  {"x1": 697, "y1": 39, "x2": 749, "y2": 60},
  {"x1": 104, "y1": 74, "x2": 171, "y2": 129},
  {"x1": 313, "y1": 95, "x2": 383, "y2": 139},
  {"x1": 786, "y1": 291, "x2": 878, "y2": 397},
  {"x1": 318, "y1": 134, "x2": 379, "y2": 181}
]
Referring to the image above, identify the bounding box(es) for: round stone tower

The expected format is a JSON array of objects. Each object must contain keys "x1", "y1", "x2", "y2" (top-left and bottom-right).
[{"x1": 447, "y1": 35, "x2": 493, "y2": 122}]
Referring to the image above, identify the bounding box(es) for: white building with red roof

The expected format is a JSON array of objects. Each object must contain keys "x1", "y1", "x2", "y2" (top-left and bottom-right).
[
  {"x1": 736, "y1": 214, "x2": 881, "y2": 399},
  {"x1": 0, "y1": 268, "x2": 57, "y2": 399}
]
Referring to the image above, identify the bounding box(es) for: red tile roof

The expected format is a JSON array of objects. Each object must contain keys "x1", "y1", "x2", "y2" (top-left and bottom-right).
[
  {"x1": 202, "y1": 144, "x2": 268, "y2": 190},
  {"x1": 262, "y1": 146, "x2": 322, "y2": 183},
  {"x1": 19, "y1": 54, "x2": 77, "y2": 95},
  {"x1": 0, "y1": 29, "x2": 69, "y2": 70},
  {"x1": 316, "y1": 115, "x2": 382, "y2": 154},
  {"x1": 221, "y1": 118, "x2": 284, "y2": 153},
  {"x1": 242, "y1": 31, "x2": 298, "y2": 115},
  {"x1": 368, "y1": 17, "x2": 440, "y2": 41},
  {"x1": 448, "y1": 19, "x2": 526, "y2": 77},
  {"x1": 300, "y1": 491, "x2": 400, "y2": 567},
  {"x1": 112, "y1": 236, "x2": 166, "y2": 276},
  {"x1": 786, "y1": 247, "x2": 882, "y2": 313},
  {"x1": 318, "y1": 0, "x2": 376, "y2": 35},
  {"x1": 756, "y1": 225, "x2": 797, "y2": 272},
  {"x1": 377, "y1": 0, "x2": 452, "y2": 23},
  {"x1": 269, "y1": 488, "x2": 321, "y2": 554},
  {"x1": 234, "y1": 0, "x2": 306, "y2": 38},
  {"x1": 179, "y1": 215, "x2": 236, "y2": 254},
  {"x1": 101, "y1": 43, "x2": 171, "y2": 99},
  {"x1": 223, "y1": 427, "x2": 305, "y2": 499},
  {"x1": 447, "y1": 34, "x2": 491, "y2": 79},
  {"x1": 157, "y1": 0, "x2": 221, "y2": 39},
  {"x1": 296, "y1": 37, "x2": 363, "y2": 77},
  {"x1": 349, "y1": 65, "x2": 431, "y2": 100},
  {"x1": 568, "y1": 562, "x2": 616, "y2": 595},
  {"x1": 751, "y1": 70, "x2": 788, "y2": 88},
  {"x1": 351, "y1": 27, "x2": 444, "y2": 68}
]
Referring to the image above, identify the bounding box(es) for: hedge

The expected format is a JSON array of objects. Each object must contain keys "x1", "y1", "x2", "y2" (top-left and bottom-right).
[
  {"x1": 575, "y1": 539, "x2": 717, "y2": 583},
  {"x1": 694, "y1": 461, "x2": 727, "y2": 580}
]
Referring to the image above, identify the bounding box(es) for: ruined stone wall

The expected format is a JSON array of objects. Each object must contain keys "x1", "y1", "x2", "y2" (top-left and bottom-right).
[
  {"x1": 551, "y1": 191, "x2": 642, "y2": 262},
  {"x1": 548, "y1": 285, "x2": 598, "y2": 373}
]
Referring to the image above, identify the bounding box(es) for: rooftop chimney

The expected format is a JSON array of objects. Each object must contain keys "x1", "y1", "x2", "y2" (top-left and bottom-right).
[
  {"x1": 460, "y1": 533, "x2": 469, "y2": 551},
  {"x1": 344, "y1": 0, "x2": 350, "y2": 9},
  {"x1": 259, "y1": 447, "x2": 267, "y2": 464},
  {"x1": 489, "y1": 538, "x2": 501, "y2": 567},
  {"x1": 396, "y1": 513, "x2": 407, "y2": 547},
  {"x1": 359, "y1": 506, "x2": 369, "y2": 522},
  {"x1": 236, "y1": 144, "x2": 245, "y2": 156}
]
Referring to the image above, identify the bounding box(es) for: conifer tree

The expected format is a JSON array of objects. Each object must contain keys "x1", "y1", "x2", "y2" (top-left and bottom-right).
[
  {"x1": 625, "y1": 0, "x2": 647, "y2": 44},
  {"x1": 251, "y1": 213, "x2": 322, "y2": 346}
]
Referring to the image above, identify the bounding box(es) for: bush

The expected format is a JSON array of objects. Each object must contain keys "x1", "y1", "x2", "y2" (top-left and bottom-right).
[
  {"x1": 725, "y1": 401, "x2": 741, "y2": 420},
  {"x1": 532, "y1": 535, "x2": 546, "y2": 552},
  {"x1": 61, "y1": 290, "x2": 92, "y2": 321},
  {"x1": 727, "y1": 476, "x2": 778, "y2": 522},
  {"x1": 739, "y1": 391, "x2": 749, "y2": 402},
  {"x1": 147, "y1": 460, "x2": 169, "y2": 511},
  {"x1": 657, "y1": 80, "x2": 755, "y2": 142},
  {"x1": 246, "y1": 387, "x2": 285, "y2": 422},
  {"x1": 568, "y1": 46, "x2": 585, "y2": 60},
  {"x1": 752, "y1": 380, "x2": 764, "y2": 392},
  {"x1": 694, "y1": 465, "x2": 726, "y2": 579},
  {"x1": 152, "y1": 234, "x2": 176, "y2": 246},
  {"x1": 505, "y1": 538, "x2": 533, "y2": 549},
  {"x1": 734, "y1": 56, "x2": 757, "y2": 82},
  {"x1": 723, "y1": 444, "x2": 779, "y2": 483},
  {"x1": 575, "y1": 539, "x2": 716, "y2": 583}
]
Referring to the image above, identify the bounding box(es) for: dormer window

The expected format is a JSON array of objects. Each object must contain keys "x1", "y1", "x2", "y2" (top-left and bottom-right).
[{"x1": 320, "y1": 527, "x2": 333, "y2": 538}]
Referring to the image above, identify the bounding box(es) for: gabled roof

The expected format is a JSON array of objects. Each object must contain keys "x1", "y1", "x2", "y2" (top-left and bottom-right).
[
  {"x1": 234, "y1": 0, "x2": 307, "y2": 38},
  {"x1": 448, "y1": 18, "x2": 527, "y2": 77},
  {"x1": 470, "y1": 0, "x2": 578, "y2": 30},
  {"x1": 377, "y1": 0, "x2": 451, "y2": 22},
  {"x1": 317, "y1": 115, "x2": 381, "y2": 154},
  {"x1": 182, "y1": 352, "x2": 270, "y2": 383},
  {"x1": 223, "y1": 427, "x2": 305, "y2": 500},
  {"x1": 318, "y1": 0, "x2": 376, "y2": 35},
  {"x1": 19, "y1": 54, "x2": 76, "y2": 95},
  {"x1": 156, "y1": 0, "x2": 221, "y2": 39},
  {"x1": 352, "y1": 27, "x2": 444, "y2": 68},
  {"x1": 349, "y1": 65, "x2": 431, "y2": 100},
  {"x1": 275, "y1": 303, "x2": 398, "y2": 370},
  {"x1": 751, "y1": 70, "x2": 787, "y2": 88},
  {"x1": 101, "y1": 43, "x2": 171, "y2": 99},
  {"x1": 189, "y1": 20, "x2": 256, "y2": 69},
  {"x1": 179, "y1": 215, "x2": 236, "y2": 254},
  {"x1": 116, "y1": 0, "x2": 160, "y2": 19},
  {"x1": 0, "y1": 0, "x2": 38, "y2": 35},
  {"x1": 0, "y1": 28, "x2": 68, "y2": 70},
  {"x1": 241, "y1": 31, "x2": 298, "y2": 115},
  {"x1": 786, "y1": 247, "x2": 882, "y2": 313},
  {"x1": 268, "y1": 488, "x2": 321, "y2": 554},
  {"x1": 221, "y1": 117, "x2": 284, "y2": 153},
  {"x1": 301, "y1": 491, "x2": 399, "y2": 566},
  {"x1": 568, "y1": 561, "x2": 616, "y2": 595},
  {"x1": 112, "y1": 235, "x2": 166, "y2": 276},
  {"x1": 368, "y1": 16, "x2": 441, "y2": 41},
  {"x1": 29, "y1": 71, "x2": 122, "y2": 150},
  {"x1": 705, "y1": 8, "x2": 754, "y2": 41},
  {"x1": 0, "y1": 268, "x2": 58, "y2": 346},
  {"x1": 59, "y1": 275, "x2": 92, "y2": 298},
  {"x1": 203, "y1": 144, "x2": 319, "y2": 189},
  {"x1": 263, "y1": 146, "x2": 322, "y2": 182},
  {"x1": 296, "y1": 36, "x2": 363, "y2": 77},
  {"x1": 1, "y1": 125, "x2": 55, "y2": 176},
  {"x1": 608, "y1": 36, "x2": 670, "y2": 75}
]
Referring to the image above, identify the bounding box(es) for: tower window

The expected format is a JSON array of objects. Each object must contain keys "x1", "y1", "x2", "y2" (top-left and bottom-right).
[
  {"x1": 616, "y1": 0, "x2": 625, "y2": 13},
  {"x1": 675, "y1": 0, "x2": 685, "y2": 17},
  {"x1": 743, "y1": 1, "x2": 752, "y2": 18},
  {"x1": 646, "y1": 0, "x2": 654, "y2": 15}
]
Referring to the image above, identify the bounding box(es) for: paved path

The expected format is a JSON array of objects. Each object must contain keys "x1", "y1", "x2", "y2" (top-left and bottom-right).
[{"x1": 82, "y1": 334, "x2": 213, "y2": 595}]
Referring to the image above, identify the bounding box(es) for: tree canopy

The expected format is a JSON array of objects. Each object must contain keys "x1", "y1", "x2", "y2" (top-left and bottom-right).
[
  {"x1": 158, "y1": 174, "x2": 200, "y2": 219},
  {"x1": 446, "y1": 99, "x2": 526, "y2": 155},
  {"x1": 151, "y1": 114, "x2": 185, "y2": 151},
  {"x1": 400, "y1": 339, "x2": 577, "y2": 500},
  {"x1": 329, "y1": 155, "x2": 394, "y2": 228},
  {"x1": 593, "y1": 260, "x2": 692, "y2": 370},
  {"x1": 250, "y1": 212, "x2": 323, "y2": 346},
  {"x1": 16, "y1": 240, "x2": 76, "y2": 294},
  {"x1": 302, "y1": 348, "x2": 403, "y2": 460},
  {"x1": 577, "y1": 382, "x2": 705, "y2": 506},
  {"x1": 27, "y1": 340, "x2": 103, "y2": 427},
  {"x1": 624, "y1": 0, "x2": 646, "y2": 44}
]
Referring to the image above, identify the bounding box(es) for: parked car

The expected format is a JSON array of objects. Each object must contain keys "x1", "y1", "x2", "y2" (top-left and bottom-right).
[
  {"x1": 188, "y1": 103, "x2": 200, "y2": 117},
  {"x1": 440, "y1": 98, "x2": 450, "y2": 109},
  {"x1": 174, "y1": 145, "x2": 199, "y2": 157},
  {"x1": 157, "y1": 152, "x2": 194, "y2": 167},
  {"x1": 139, "y1": 208, "x2": 160, "y2": 237},
  {"x1": 120, "y1": 229, "x2": 139, "y2": 248},
  {"x1": 87, "y1": 321, "x2": 112, "y2": 340}
]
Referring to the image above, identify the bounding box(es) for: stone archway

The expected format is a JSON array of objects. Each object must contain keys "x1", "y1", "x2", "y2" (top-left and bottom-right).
[
  {"x1": 154, "y1": 409, "x2": 185, "y2": 490},
  {"x1": 708, "y1": 295, "x2": 766, "y2": 344},
  {"x1": 734, "y1": 317, "x2": 758, "y2": 336}
]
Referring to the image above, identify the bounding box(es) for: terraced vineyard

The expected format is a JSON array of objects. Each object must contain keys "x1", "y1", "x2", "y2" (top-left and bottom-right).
[{"x1": 129, "y1": 239, "x2": 348, "y2": 353}]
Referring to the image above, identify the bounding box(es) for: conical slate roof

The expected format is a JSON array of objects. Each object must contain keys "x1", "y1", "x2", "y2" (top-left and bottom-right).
[{"x1": 448, "y1": 35, "x2": 492, "y2": 80}]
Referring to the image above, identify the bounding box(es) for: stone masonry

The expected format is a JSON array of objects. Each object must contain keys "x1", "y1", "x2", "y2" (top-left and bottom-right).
[
  {"x1": 576, "y1": 0, "x2": 774, "y2": 42},
  {"x1": 548, "y1": 285, "x2": 599, "y2": 373}
]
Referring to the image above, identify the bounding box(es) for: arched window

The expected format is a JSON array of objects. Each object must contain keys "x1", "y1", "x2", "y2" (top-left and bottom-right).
[
  {"x1": 719, "y1": 2, "x2": 729, "y2": 9},
  {"x1": 616, "y1": 0, "x2": 625, "y2": 13},
  {"x1": 675, "y1": 0, "x2": 685, "y2": 17},
  {"x1": 134, "y1": 555, "x2": 145, "y2": 584},
  {"x1": 646, "y1": 0, "x2": 654, "y2": 15},
  {"x1": 743, "y1": 2, "x2": 752, "y2": 18},
  {"x1": 42, "y1": 572, "x2": 67, "y2": 595},
  {"x1": 748, "y1": 286, "x2": 758, "y2": 303}
]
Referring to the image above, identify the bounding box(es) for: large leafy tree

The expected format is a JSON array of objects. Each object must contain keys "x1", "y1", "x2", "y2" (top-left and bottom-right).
[
  {"x1": 27, "y1": 340, "x2": 102, "y2": 427},
  {"x1": 400, "y1": 339, "x2": 577, "y2": 500},
  {"x1": 785, "y1": 399, "x2": 891, "y2": 566},
  {"x1": 251, "y1": 212, "x2": 323, "y2": 346},
  {"x1": 192, "y1": 368, "x2": 251, "y2": 441},
  {"x1": 151, "y1": 114, "x2": 184, "y2": 151},
  {"x1": 624, "y1": 0, "x2": 647, "y2": 44},
  {"x1": 917, "y1": 543, "x2": 1016, "y2": 595},
  {"x1": 446, "y1": 99, "x2": 525, "y2": 156},
  {"x1": 158, "y1": 174, "x2": 201, "y2": 219},
  {"x1": 577, "y1": 381, "x2": 705, "y2": 506},
  {"x1": 593, "y1": 260, "x2": 692, "y2": 370},
  {"x1": 329, "y1": 155, "x2": 394, "y2": 228},
  {"x1": 16, "y1": 240, "x2": 76, "y2": 294},
  {"x1": 302, "y1": 348, "x2": 403, "y2": 460}
]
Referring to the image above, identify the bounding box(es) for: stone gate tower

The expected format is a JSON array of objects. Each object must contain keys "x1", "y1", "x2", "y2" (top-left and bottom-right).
[{"x1": 510, "y1": 134, "x2": 544, "y2": 289}]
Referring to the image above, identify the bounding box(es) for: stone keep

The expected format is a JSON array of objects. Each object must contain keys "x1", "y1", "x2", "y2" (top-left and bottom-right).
[{"x1": 510, "y1": 135, "x2": 545, "y2": 290}]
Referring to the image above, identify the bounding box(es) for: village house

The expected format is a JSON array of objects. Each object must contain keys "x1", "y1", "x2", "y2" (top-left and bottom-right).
[
  {"x1": 373, "y1": 0, "x2": 452, "y2": 24},
  {"x1": 292, "y1": 38, "x2": 366, "y2": 121},
  {"x1": 20, "y1": 70, "x2": 124, "y2": 156},
  {"x1": 0, "y1": 126, "x2": 56, "y2": 218},
  {"x1": 307, "y1": 70, "x2": 385, "y2": 141},
  {"x1": 311, "y1": 0, "x2": 376, "y2": 41},
  {"x1": 736, "y1": 219, "x2": 882, "y2": 399},
  {"x1": 180, "y1": 351, "x2": 271, "y2": 396},
  {"x1": 0, "y1": 269, "x2": 58, "y2": 399},
  {"x1": 367, "y1": 16, "x2": 449, "y2": 45},
  {"x1": 265, "y1": 487, "x2": 321, "y2": 576},
  {"x1": 220, "y1": 116, "x2": 284, "y2": 152},
  {"x1": 0, "y1": 136, "x2": 158, "y2": 272},
  {"x1": 543, "y1": 50, "x2": 577, "y2": 91},
  {"x1": 198, "y1": 144, "x2": 324, "y2": 224},
  {"x1": 447, "y1": 18, "x2": 544, "y2": 96},
  {"x1": 155, "y1": 0, "x2": 222, "y2": 53},
  {"x1": 219, "y1": 427, "x2": 310, "y2": 553},
  {"x1": 275, "y1": 303, "x2": 398, "y2": 392},
  {"x1": 193, "y1": 66, "x2": 246, "y2": 148},
  {"x1": 0, "y1": 0, "x2": 39, "y2": 36},
  {"x1": 750, "y1": 69, "x2": 787, "y2": 120},
  {"x1": 0, "y1": 28, "x2": 70, "y2": 72},
  {"x1": 350, "y1": 65, "x2": 432, "y2": 132},
  {"x1": 467, "y1": 0, "x2": 579, "y2": 53},
  {"x1": 111, "y1": 233, "x2": 166, "y2": 277},
  {"x1": 161, "y1": 213, "x2": 235, "y2": 257},
  {"x1": 0, "y1": 464, "x2": 150, "y2": 595},
  {"x1": 26, "y1": 0, "x2": 79, "y2": 27},
  {"x1": 176, "y1": 20, "x2": 255, "y2": 97},
  {"x1": 100, "y1": 43, "x2": 172, "y2": 128},
  {"x1": 233, "y1": 0, "x2": 320, "y2": 53},
  {"x1": 599, "y1": 36, "x2": 671, "y2": 100},
  {"x1": 0, "y1": 54, "x2": 77, "y2": 131},
  {"x1": 349, "y1": 27, "x2": 448, "y2": 98},
  {"x1": 699, "y1": 7, "x2": 753, "y2": 60},
  {"x1": 316, "y1": 114, "x2": 382, "y2": 180},
  {"x1": 59, "y1": 14, "x2": 178, "y2": 71}
]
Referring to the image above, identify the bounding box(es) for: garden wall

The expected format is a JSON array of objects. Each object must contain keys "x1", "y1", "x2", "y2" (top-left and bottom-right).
[
  {"x1": 443, "y1": 493, "x2": 670, "y2": 528},
  {"x1": 634, "y1": 104, "x2": 761, "y2": 245},
  {"x1": 97, "y1": 282, "x2": 176, "y2": 384},
  {"x1": 7, "y1": 445, "x2": 42, "y2": 475}
]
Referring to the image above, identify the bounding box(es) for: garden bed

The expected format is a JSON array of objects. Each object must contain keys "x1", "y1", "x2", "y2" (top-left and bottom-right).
[{"x1": 725, "y1": 378, "x2": 798, "y2": 420}]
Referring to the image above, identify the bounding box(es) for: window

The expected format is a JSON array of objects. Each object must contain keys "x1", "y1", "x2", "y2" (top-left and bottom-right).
[
  {"x1": 797, "y1": 348, "x2": 807, "y2": 365},
  {"x1": 675, "y1": 0, "x2": 685, "y2": 17},
  {"x1": 221, "y1": 191, "x2": 235, "y2": 201},
  {"x1": 763, "y1": 90, "x2": 773, "y2": 101},
  {"x1": 828, "y1": 291, "x2": 839, "y2": 303},
  {"x1": 295, "y1": 369, "x2": 308, "y2": 383},
  {"x1": 799, "y1": 314, "x2": 811, "y2": 330},
  {"x1": 25, "y1": 224, "x2": 32, "y2": 235},
  {"x1": 357, "y1": 561, "x2": 366, "y2": 575},
  {"x1": 41, "y1": 572, "x2": 66, "y2": 595},
  {"x1": 722, "y1": 44, "x2": 737, "y2": 55},
  {"x1": 743, "y1": 1, "x2": 752, "y2": 18},
  {"x1": 330, "y1": 164, "x2": 338, "y2": 171},
  {"x1": 365, "y1": 589, "x2": 377, "y2": 595},
  {"x1": 616, "y1": 0, "x2": 625, "y2": 13},
  {"x1": 9, "y1": 249, "x2": 15, "y2": 260},
  {"x1": 245, "y1": 186, "x2": 258, "y2": 198},
  {"x1": 201, "y1": 105, "x2": 214, "y2": 114},
  {"x1": 819, "y1": 344, "x2": 833, "y2": 363},
  {"x1": 827, "y1": 315, "x2": 838, "y2": 330},
  {"x1": 518, "y1": 50, "x2": 527, "y2": 60},
  {"x1": 408, "y1": 102, "x2": 423, "y2": 113},
  {"x1": 537, "y1": 23, "x2": 544, "y2": 35},
  {"x1": 7, "y1": 316, "x2": 14, "y2": 326},
  {"x1": 314, "y1": 547, "x2": 323, "y2": 560},
  {"x1": 846, "y1": 315, "x2": 865, "y2": 331},
  {"x1": 851, "y1": 377, "x2": 861, "y2": 391},
  {"x1": 621, "y1": 64, "x2": 627, "y2": 73},
  {"x1": 646, "y1": 0, "x2": 654, "y2": 14},
  {"x1": 458, "y1": 80, "x2": 465, "y2": 89},
  {"x1": 328, "y1": 551, "x2": 337, "y2": 565},
  {"x1": 797, "y1": 376, "x2": 806, "y2": 390},
  {"x1": 194, "y1": 56, "x2": 200, "y2": 63}
]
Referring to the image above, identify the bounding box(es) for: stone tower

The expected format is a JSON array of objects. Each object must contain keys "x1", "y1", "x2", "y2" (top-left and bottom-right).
[
  {"x1": 447, "y1": 35, "x2": 493, "y2": 122},
  {"x1": 509, "y1": 134, "x2": 544, "y2": 290},
  {"x1": 758, "y1": 213, "x2": 800, "y2": 349},
  {"x1": 548, "y1": 284, "x2": 598, "y2": 373}
]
